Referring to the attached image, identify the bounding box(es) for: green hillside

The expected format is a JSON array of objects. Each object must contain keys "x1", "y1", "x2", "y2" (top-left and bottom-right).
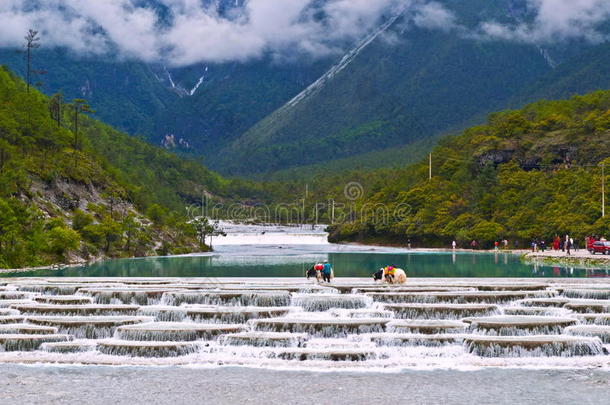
[
  {"x1": 0, "y1": 66, "x2": 270, "y2": 269},
  {"x1": 327, "y1": 90, "x2": 610, "y2": 247}
]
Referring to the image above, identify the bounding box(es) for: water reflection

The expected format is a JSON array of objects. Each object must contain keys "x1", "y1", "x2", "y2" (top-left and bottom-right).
[{"x1": 2, "y1": 252, "x2": 609, "y2": 278}]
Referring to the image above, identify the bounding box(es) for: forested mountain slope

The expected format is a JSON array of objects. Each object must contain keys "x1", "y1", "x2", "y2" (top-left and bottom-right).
[
  {"x1": 327, "y1": 90, "x2": 610, "y2": 247},
  {"x1": 0, "y1": 66, "x2": 270, "y2": 269}
]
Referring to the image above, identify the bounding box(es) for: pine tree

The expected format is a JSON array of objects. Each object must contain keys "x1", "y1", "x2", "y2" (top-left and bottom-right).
[{"x1": 23, "y1": 29, "x2": 40, "y2": 94}]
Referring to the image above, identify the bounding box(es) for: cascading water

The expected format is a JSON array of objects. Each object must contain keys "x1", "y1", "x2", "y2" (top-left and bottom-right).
[{"x1": 0, "y1": 278, "x2": 608, "y2": 368}]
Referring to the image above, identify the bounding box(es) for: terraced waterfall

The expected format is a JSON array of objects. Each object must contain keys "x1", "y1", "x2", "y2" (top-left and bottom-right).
[{"x1": 1, "y1": 278, "x2": 609, "y2": 369}]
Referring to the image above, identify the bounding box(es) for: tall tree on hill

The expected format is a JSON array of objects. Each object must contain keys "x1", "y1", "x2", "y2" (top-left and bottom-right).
[
  {"x1": 72, "y1": 98, "x2": 94, "y2": 150},
  {"x1": 23, "y1": 29, "x2": 40, "y2": 94},
  {"x1": 49, "y1": 93, "x2": 63, "y2": 127}
]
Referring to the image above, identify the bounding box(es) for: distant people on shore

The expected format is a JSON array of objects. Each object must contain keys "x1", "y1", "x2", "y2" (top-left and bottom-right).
[
  {"x1": 452, "y1": 240, "x2": 456, "y2": 249},
  {"x1": 470, "y1": 240, "x2": 478, "y2": 250}
]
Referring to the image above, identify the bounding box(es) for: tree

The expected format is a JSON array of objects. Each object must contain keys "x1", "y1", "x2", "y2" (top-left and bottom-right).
[
  {"x1": 48, "y1": 226, "x2": 80, "y2": 258},
  {"x1": 23, "y1": 29, "x2": 40, "y2": 94},
  {"x1": 191, "y1": 216, "x2": 225, "y2": 249},
  {"x1": 49, "y1": 93, "x2": 63, "y2": 127},
  {"x1": 72, "y1": 98, "x2": 94, "y2": 149}
]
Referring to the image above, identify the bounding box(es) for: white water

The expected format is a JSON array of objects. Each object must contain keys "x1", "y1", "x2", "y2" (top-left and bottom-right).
[{"x1": 0, "y1": 277, "x2": 609, "y2": 370}]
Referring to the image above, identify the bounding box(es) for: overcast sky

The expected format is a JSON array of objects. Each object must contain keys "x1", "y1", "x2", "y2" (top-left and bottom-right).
[{"x1": 1, "y1": 0, "x2": 608, "y2": 67}]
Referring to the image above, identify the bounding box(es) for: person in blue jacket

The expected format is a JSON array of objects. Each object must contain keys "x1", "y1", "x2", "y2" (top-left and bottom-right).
[{"x1": 322, "y1": 259, "x2": 332, "y2": 283}]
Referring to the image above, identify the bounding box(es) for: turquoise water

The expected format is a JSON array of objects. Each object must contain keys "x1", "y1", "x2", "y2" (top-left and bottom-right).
[{"x1": 2, "y1": 250, "x2": 608, "y2": 278}]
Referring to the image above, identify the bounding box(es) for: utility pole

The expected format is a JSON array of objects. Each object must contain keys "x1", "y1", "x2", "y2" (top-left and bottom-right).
[
  {"x1": 603, "y1": 163, "x2": 606, "y2": 218},
  {"x1": 331, "y1": 200, "x2": 335, "y2": 225},
  {"x1": 429, "y1": 153, "x2": 432, "y2": 181}
]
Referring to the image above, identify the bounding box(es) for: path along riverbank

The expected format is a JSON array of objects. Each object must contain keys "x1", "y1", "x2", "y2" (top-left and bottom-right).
[{"x1": 524, "y1": 249, "x2": 610, "y2": 267}]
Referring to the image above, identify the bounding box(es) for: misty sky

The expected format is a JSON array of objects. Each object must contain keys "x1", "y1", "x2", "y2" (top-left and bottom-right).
[{"x1": 1, "y1": 0, "x2": 609, "y2": 67}]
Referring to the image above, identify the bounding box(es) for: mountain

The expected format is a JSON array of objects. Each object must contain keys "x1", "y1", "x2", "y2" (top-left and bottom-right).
[
  {"x1": 1, "y1": 0, "x2": 608, "y2": 177},
  {"x1": 215, "y1": 0, "x2": 607, "y2": 175},
  {"x1": 0, "y1": 65, "x2": 270, "y2": 269},
  {"x1": 326, "y1": 89, "x2": 610, "y2": 247}
]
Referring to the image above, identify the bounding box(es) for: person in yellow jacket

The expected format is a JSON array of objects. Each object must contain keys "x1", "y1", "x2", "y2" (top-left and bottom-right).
[{"x1": 383, "y1": 265, "x2": 396, "y2": 283}]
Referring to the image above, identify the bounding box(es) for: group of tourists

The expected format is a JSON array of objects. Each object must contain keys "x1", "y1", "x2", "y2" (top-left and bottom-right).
[
  {"x1": 531, "y1": 235, "x2": 576, "y2": 254},
  {"x1": 305, "y1": 261, "x2": 407, "y2": 284},
  {"x1": 305, "y1": 260, "x2": 333, "y2": 282}
]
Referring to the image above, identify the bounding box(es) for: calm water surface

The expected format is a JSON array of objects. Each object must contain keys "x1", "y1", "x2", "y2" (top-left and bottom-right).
[{"x1": 3, "y1": 246, "x2": 608, "y2": 278}]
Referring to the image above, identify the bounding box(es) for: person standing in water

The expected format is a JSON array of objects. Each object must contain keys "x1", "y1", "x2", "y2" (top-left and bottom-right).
[{"x1": 322, "y1": 260, "x2": 332, "y2": 283}]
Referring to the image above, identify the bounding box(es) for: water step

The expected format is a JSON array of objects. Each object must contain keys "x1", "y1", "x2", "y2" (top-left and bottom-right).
[
  {"x1": 0, "y1": 334, "x2": 72, "y2": 351},
  {"x1": 564, "y1": 300, "x2": 610, "y2": 313},
  {"x1": 353, "y1": 287, "x2": 476, "y2": 293},
  {"x1": 0, "y1": 300, "x2": 36, "y2": 308},
  {"x1": 291, "y1": 294, "x2": 372, "y2": 311},
  {"x1": 386, "y1": 320, "x2": 468, "y2": 334},
  {"x1": 464, "y1": 335, "x2": 604, "y2": 357},
  {"x1": 560, "y1": 289, "x2": 610, "y2": 300},
  {"x1": 0, "y1": 291, "x2": 32, "y2": 300},
  {"x1": 16, "y1": 283, "x2": 117, "y2": 295},
  {"x1": 329, "y1": 309, "x2": 394, "y2": 319},
  {"x1": 138, "y1": 306, "x2": 189, "y2": 322},
  {"x1": 503, "y1": 306, "x2": 566, "y2": 316},
  {"x1": 10, "y1": 303, "x2": 140, "y2": 316},
  {"x1": 216, "y1": 285, "x2": 332, "y2": 293},
  {"x1": 115, "y1": 322, "x2": 245, "y2": 341},
  {"x1": 252, "y1": 318, "x2": 390, "y2": 337},
  {"x1": 161, "y1": 290, "x2": 291, "y2": 307},
  {"x1": 578, "y1": 313, "x2": 610, "y2": 325},
  {"x1": 27, "y1": 316, "x2": 153, "y2": 339},
  {"x1": 331, "y1": 285, "x2": 384, "y2": 294},
  {"x1": 368, "y1": 333, "x2": 462, "y2": 347},
  {"x1": 184, "y1": 307, "x2": 291, "y2": 323},
  {"x1": 304, "y1": 338, "x2": 377, "y2": 350},
  {"x1": 475, "y1": 284, "x2": 549, "y2": 291},
  {"x1": 383, "y1": 303, "x2": 499, "y2": 319},
  {"x1": 366, "y1": 291, "x2": 551, "y2": 304},
  {"x1": 520, "y1": 298, "x2": 570, "y2": 307},
  {"x1": 0, "y1": 308, "x2": 19, "y2": 316},
  {"x1": 78, "y1": 288, "x2": 175, "y2": 305},
  {"x1": 33, "y1": 295, "x2": 93, "y2": 305},
  {"x1": 0, "y1": 316, "x2": 25, "y2": 324},
  {"x1": 462, "y1": 316, "x2": 577, "y2": 335},
  {"x1": 97, "y1": 340, "x2": 198, "y2": 357},
  {"x1": 271, "y1": 348, "x2": 381, "y2": 361},
  {"x1": 565, "y1": 325, "x2": 610, "y2": 343},
  {"x1": 0, "y1": 323, "x2": 59, "y2": 335},
  {"x1": 218, "y1": 332, "x2": 308, "y2": 347},
  {"x1": 41, "y1": 341, "x2": 96, "y2": 353}
]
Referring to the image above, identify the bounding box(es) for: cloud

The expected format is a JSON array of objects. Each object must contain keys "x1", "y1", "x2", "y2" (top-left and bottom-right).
[
  {"x1": 412, "y1": 1, "x2": 456, "y2": 31},
  {"x1": 2, "y1": 1, "x2": 608, "y2": 67},
  {"x1": 477, "y1": 0, "x2": 610, "y2": 44},
  {"x1": 0, "y1": 0, "x2": 413, "y2": 66}
]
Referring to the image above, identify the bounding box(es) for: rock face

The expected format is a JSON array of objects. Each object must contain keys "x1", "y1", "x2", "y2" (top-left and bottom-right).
[{"x1": 0, "y1": 278, "x2": 608, "y2": 366}]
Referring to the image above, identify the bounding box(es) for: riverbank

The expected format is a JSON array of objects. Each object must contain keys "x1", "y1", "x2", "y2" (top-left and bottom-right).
[{"x1": 524, "y1": 249, "x2": 610, "y2": 268}]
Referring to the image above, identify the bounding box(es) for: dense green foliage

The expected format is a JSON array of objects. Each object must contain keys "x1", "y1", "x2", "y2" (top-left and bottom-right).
[
  {"x1": 0, "y1": 66, "x2": 272, "y2": 268},
  {"x1": 328, "y1": 91, "x2": 610, "y2": 247}
]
